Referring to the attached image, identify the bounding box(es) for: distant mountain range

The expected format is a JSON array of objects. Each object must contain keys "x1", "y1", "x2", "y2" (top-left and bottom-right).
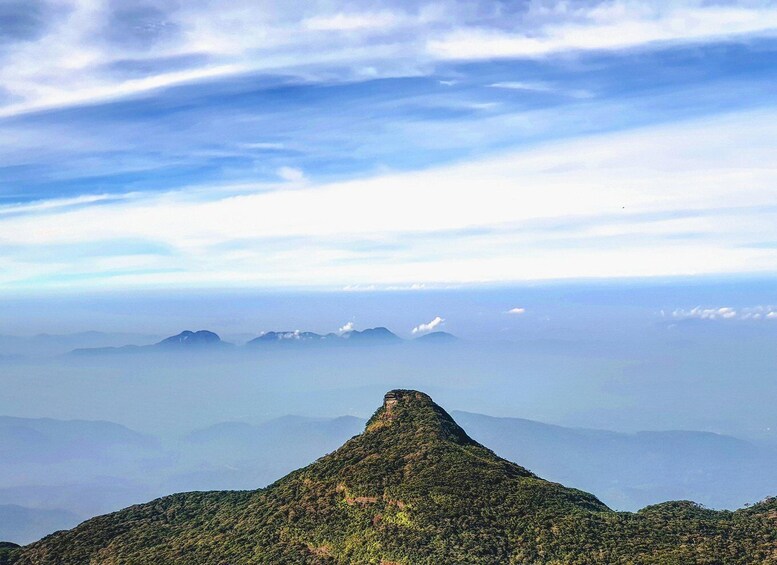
[
  {"x1": 69, "y1": 328, "x2": 455, "y2": 355},
  {"x1": 0, "y1": 416, "x2": 161, "y2": 544},
  {"x1": 0, "y1": 332, "x2": 161, "y2": 358},
  {"x1": 452, "y1": 411, "x2": 776, "y2": 512},
  {"x1": 6, "y1": 390, "x2": 777, "y2": 564},
  {"x1": 246, "y1": 326, "x2": 403, "y2": 345}
]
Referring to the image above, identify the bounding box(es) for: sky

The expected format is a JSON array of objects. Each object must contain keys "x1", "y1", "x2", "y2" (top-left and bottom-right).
[{"x1": 0, "y1": 0, "x2": 776, "y2": 292}]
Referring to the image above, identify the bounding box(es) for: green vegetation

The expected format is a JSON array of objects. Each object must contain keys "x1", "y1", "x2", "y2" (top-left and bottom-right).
[
  {"x1": 0, "y1": 542, "x2": 20, "y2": 565},
  {"x1": 11, "y1": 390, "x2": 777, "y2": 564}
]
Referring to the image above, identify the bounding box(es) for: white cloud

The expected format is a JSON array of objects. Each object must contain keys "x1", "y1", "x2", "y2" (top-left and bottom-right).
[
  {"x1": 239, "y1": 142, "x2": 286, "y2": 150},
  {"x1": 672, "y1": 305, "x2": 777, "y2": 321},
  {"x1": 489, "y1": 81, "x2": 554, "y2": 91},
  {"x1": 488, "y1": 81, "x2": 592, "y2": 98},
  {"x1": 277, "y1": 166, "x2": 305, "y2": 182},
  {"x1": 508, "y1": 307, "x2": 526, "y2": 315},
  {"x1": 428, "y1": 3, "x2": 777, "y2": 60},
  {"x1": 0, "y1": 3, "x2": 423, "y2": 118},
  {"x1": 338, "y1": 321, "x2": 354, "y2": 334},
  {"x1": 0, "y1": 193, "x2": 132, "y2": 217},
  {"x1": 412, "y1": 316, "x2": 444, "y2": 335},
  {"x1": 303, "y1": 11, "x2": 401, "y2": 32},
  {"x1": 2, "y1": 109, "x2": 777, "y2": 289},
  {"x1": 2, "y1": 1, "x2": 776, "y2": 118}
]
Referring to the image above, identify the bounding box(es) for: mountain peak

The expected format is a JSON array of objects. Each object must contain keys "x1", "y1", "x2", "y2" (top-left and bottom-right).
[
  {"x1": 364, "y1": 389, "x2": 478, "y2": 446},
  {"x1": 343, "y1": 327, "x2": 400, "y2": 342},
  {"x1": 156, "y1": 330, "x2": 222, "y2": 347},
  {"x1": 414, "y1": 330, "x2": 458, "y2": 342}
]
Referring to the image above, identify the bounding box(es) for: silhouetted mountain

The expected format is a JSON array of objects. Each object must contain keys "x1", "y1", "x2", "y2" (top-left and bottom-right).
[
  {"x1": 0, "y1": 332, "x2": 160, "y2": 358},
  {"x1": 10, "y1": 390, "x2": 777, "y2": 564},
  {"x1": 247, "y1": 331, "x2": 331, "y2": 345},
  {"x1": 71, "y1": 327, "x2": 410, "y2": 354},
  {"x1": 247, "y1": 327, "x2": 402, "y2": 347},
  {"x1": 0, "y1": 418, "x2": 162, "y2": 540},
  {"x1": 0, "y1": 416, "x2": 156, "y2": 462},
  {"x1": 414, "y1": 330, "x2": 458, "y2": 342},
  {"x1": 70, "y1": 330, "x2": 230, "y2": 355},
  {"x1": 341, "y1": 326, "x2": 400, "y2": 343},
  {"x1": 155, "y1": 330, "x2": 224, "y2": 348},
  {"x1": 69, "y1": 345, "x2": 142, "y2": 355}
]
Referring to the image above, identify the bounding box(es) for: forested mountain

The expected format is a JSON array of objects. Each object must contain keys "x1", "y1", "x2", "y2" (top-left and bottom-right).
[{"x1": 6, "y1": 390, "x2": 777, "y2": 564}]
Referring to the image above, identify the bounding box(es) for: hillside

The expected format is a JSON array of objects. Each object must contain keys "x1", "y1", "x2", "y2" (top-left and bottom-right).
[{"x1": 7, "y1": 390, "x2": 777, "y2": 564}]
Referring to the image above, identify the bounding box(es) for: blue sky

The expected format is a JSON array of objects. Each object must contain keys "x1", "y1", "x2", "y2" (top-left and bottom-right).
[{"x1": 1, "y1": 1, "x2": 777, "y2": 290}]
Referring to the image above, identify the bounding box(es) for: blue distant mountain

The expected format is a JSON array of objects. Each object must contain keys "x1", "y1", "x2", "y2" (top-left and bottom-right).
[
  {"x1": 0, "y1": 332, "x2": 160, "y2": 358},
  {"x1": 156, "y1": 330, "x2": 224, "y2": 348},
  {"x1": 247, "y1": 327, "x2": 404, "y2": 347},
  {"x1": 247, "y1": 331, "x2": 334, "y2": 344},
  {"x1": 413, "y1": 331, "x2": 458, "y2": 343},
  {"x1": 70, "y1": 327, "x2": 456, "y2": 354},
  {"x1": 341, "y1": 327, "x2": 401, "y2": 343},
  {"x1": 0, "y1": 415, "x2": 157, "y2": 462},
  {"x1": 70, "y1": 330, "x2": 231, "y2": 355}
]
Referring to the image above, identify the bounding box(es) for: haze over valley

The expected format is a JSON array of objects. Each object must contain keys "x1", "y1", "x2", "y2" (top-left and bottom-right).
[{"x1": 2, "y1": 281, "x2": 777, "y2": 544}]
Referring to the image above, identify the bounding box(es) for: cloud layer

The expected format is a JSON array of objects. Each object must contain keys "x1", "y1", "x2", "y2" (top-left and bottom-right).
[
  {"x1": 1, "y1": 107, "x2": 777, "y2": 289},
  {"x1": 2, "y1": 1, "x2": 776, "y2": 118},
  {"x1": 0, "y1": 1, "x2": 776, "y2": 291}
]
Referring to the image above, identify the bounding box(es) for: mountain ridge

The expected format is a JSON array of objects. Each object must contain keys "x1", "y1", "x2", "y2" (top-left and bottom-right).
[
  {"x1": 70, "y1": 327, "x2": 454, "y2": 355},
  {"x1": 70, "y1": 329, "x2": 233, "y2": 355}
]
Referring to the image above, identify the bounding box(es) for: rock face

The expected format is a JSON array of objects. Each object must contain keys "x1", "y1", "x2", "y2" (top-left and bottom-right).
[{"x1": 10, "y1": 390, "x2": 777, "y2": 564}]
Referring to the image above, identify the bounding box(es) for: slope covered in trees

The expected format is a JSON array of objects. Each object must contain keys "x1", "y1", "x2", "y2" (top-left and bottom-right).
[{"x1": 7, "y1": 390, "x2": 777, "y2": 564}]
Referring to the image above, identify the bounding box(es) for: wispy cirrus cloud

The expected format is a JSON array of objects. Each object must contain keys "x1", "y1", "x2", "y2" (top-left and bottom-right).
[
  {"x1": 428, "y1": 2, "x2": 777, "y2": 60},
  {"x1": 302, "y1": 11, "x2": 403, "y2": 32},
  {"x1": 1, "y1": 1, "x2": 776, "y2": 118},
  {"x1": 1, "y1": 2, "x2": 777, "y2": 292},
  {"x1": 1, "y1": 109, "x2": 777, "y2": 289},
  {"x1": 488, "y1": 81, "x2": 593, "y2": 98}
]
